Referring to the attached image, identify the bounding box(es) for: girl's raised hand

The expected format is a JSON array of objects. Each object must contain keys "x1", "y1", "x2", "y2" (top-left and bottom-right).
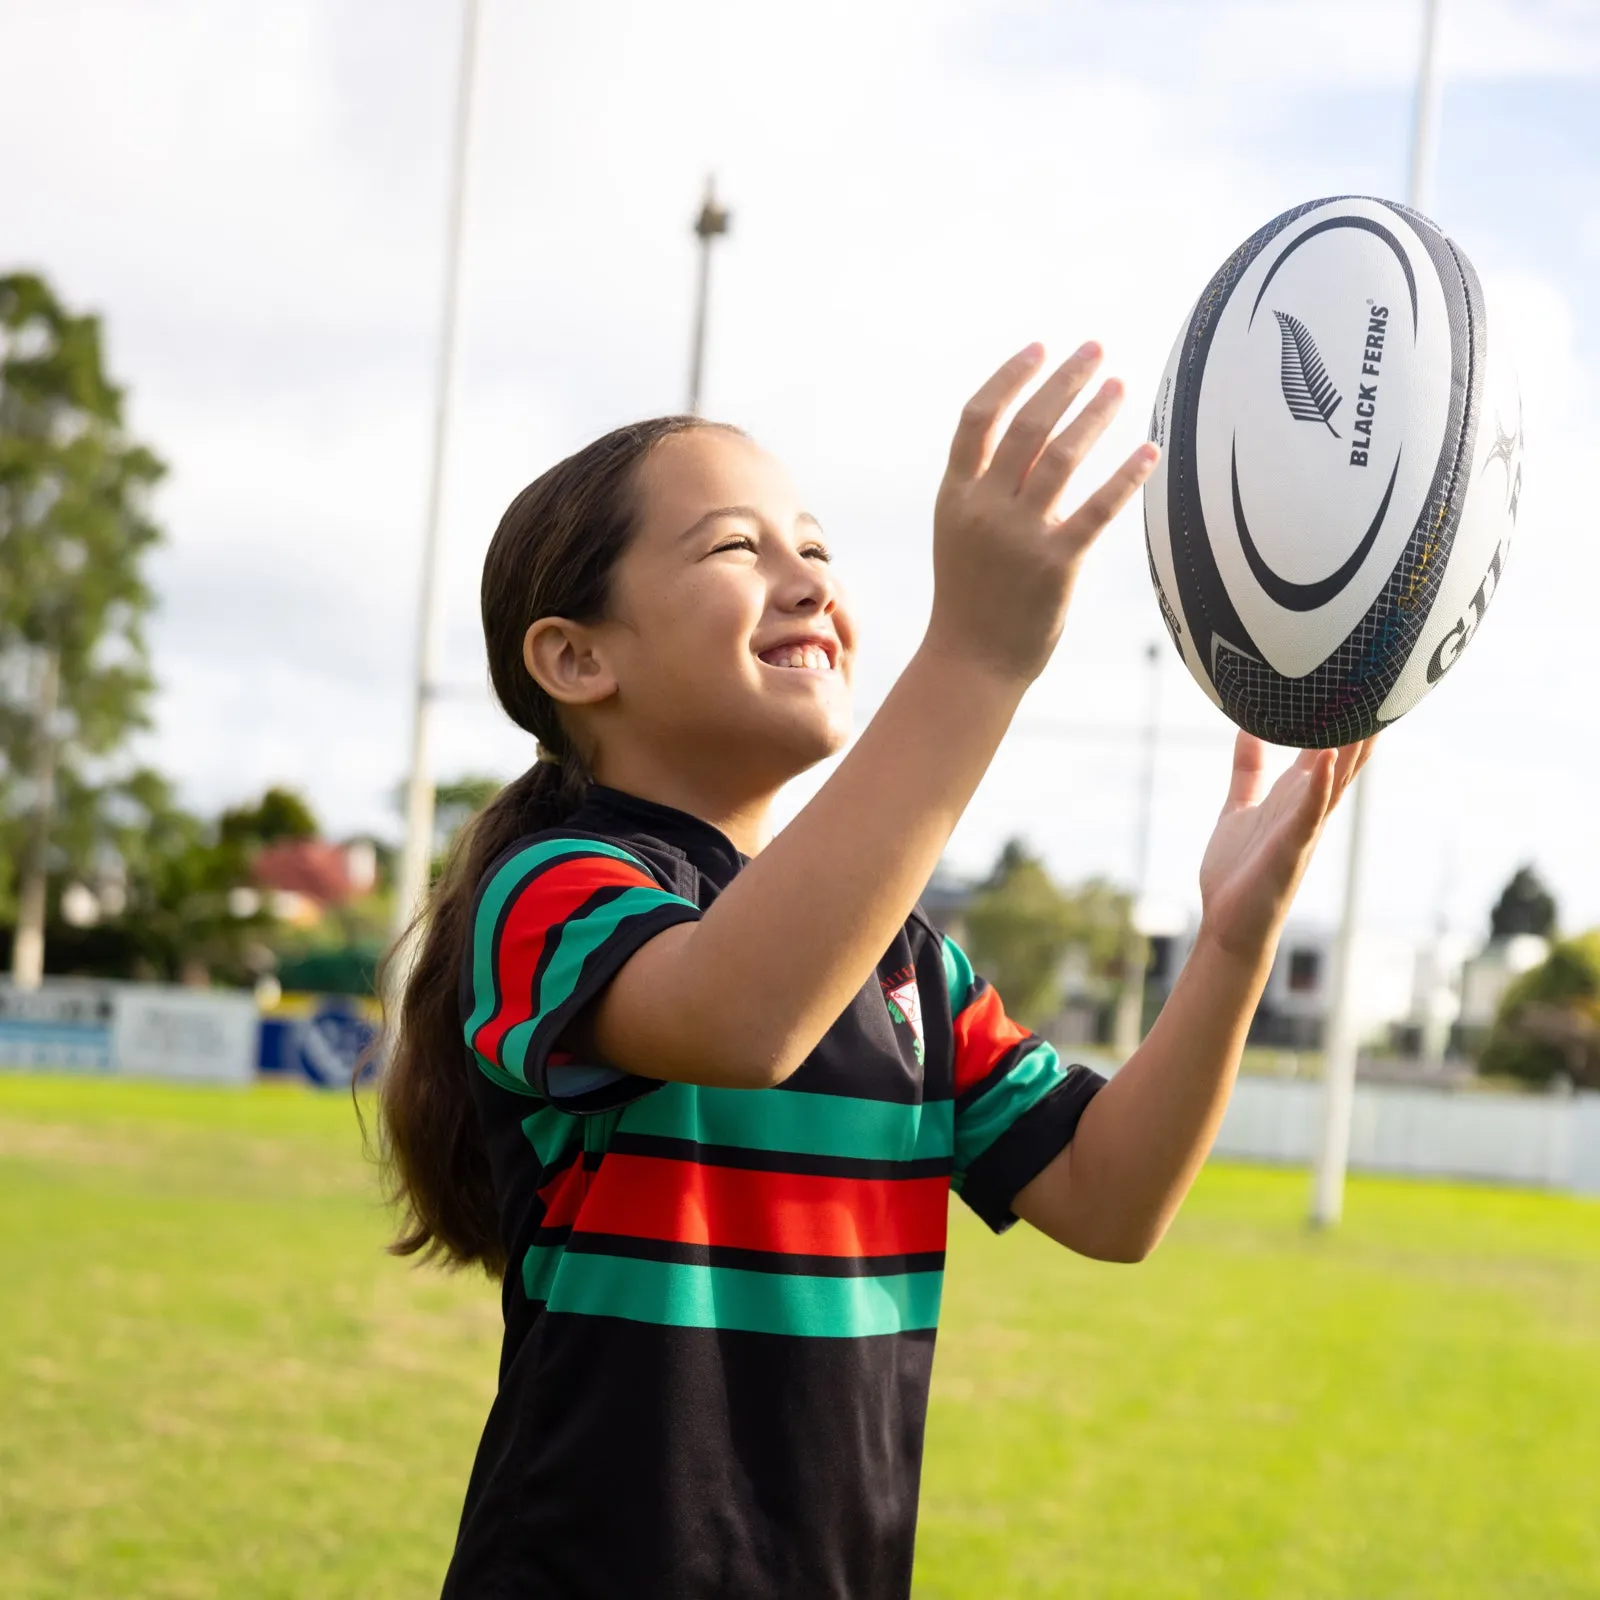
[
  {"x1": 1198, "y1": 732, "x2": 1377, "y2": 962},
  {"x1": 928, "y1": 342, "x2": 1159, "y2": 684}
]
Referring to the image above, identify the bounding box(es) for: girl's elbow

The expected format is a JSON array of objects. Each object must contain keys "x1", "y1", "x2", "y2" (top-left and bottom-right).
[
  {"x1": 1067, "y1": 1220, "x2": 1166, "y2": 1264},
  {"x1": 1100, "y1": 1234, "x2": 1160, "y2": 1265}
]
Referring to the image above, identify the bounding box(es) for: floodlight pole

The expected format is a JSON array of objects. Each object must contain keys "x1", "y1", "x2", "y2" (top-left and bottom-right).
[
  {"x1": 393, "y1": 0, "x2": 482, "y2": 956},
  {"x1": 687, "y1": 176, "x2": 731, "y2": 415},
  {"x1": 1113, "y1": 643, "x2": 1162, "y2": 1059},
  {"x1": 1310, "y1": 0, "x2": 1444, "y2": 1227}
]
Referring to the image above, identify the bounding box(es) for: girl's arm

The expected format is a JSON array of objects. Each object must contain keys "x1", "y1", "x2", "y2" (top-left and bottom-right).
[
  {"x1": 1013, "y1": 734, "x2": 1375, "y2": 1262},
  {"x1": 589, "y1": 344, "x2": 1160, "y2": 1090}
]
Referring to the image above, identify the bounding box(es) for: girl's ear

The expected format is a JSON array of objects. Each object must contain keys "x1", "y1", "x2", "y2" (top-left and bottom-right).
[{"x1": 523, "y1": 618, "x2": 618, "y2": 708}]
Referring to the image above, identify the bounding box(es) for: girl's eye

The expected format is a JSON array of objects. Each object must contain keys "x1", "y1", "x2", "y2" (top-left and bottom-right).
[
  {"x1": 711, "y1": 535, "x2": 758, "y2": 555},
  {"x1": 802, "y1": 544, "x2": 832, "y2": 563}
]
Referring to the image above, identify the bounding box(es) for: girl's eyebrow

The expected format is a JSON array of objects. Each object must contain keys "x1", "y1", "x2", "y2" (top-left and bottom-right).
[{"x1": 677, "y1": 507, "x2": 824, "y2": 543}]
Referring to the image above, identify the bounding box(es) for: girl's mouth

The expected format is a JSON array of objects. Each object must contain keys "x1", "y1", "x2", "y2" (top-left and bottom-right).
[{"x1": 758, "y1": 642, "x2": 836, "y2": 671}]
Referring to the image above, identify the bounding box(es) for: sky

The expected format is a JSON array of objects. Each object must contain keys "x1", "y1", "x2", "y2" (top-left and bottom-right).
[{"x1": 4, "y1": 0, "x2": 1598, "y2": 947}]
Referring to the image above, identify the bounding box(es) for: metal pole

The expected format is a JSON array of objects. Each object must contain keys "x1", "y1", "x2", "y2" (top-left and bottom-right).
[
  {"x1": 687, "y1": 176, "x2": 730, "y2": 415},
  {"x1": 392, "y1": 0, "x2": 482, "y2": 954},
  {"x1": 1311, "y1": 0, "x2": 1444, "y2": 1227},
  {"x1": 1113, "y1": 643, "x2": 1162, "y2": 1058},
  {"x1": 1408, "y1": 0, "x2": 1445, "y2": 215},
  {"x1": 1310, "y1": 772, "x2": 1370, "y2": 1226},
  {"x1": 10, "y1": 644, "x2": 60, "y2": 990},
  {"x1": 1133, "y1": 642, "x2": 1161, "y2": 901}
]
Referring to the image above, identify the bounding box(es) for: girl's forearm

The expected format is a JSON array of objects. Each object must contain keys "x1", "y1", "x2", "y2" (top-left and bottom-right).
[
  {"x1": 1015, "y1": 925, "x2": 1274, "y2": 1261},
  {"x1": 593, "y1": 645, "x2": 1026, "y2": 1086}
]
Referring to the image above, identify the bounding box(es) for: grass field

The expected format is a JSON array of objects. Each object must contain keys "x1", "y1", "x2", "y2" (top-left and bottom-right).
[{"x1": 1, "y1": 1075, "x2": 1597, "y2": 1599}]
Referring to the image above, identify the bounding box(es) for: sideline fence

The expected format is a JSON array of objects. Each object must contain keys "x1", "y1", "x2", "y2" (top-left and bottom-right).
[{"x1": 1215, "y1": 1075, "x2": 1600, "y2": 1195}]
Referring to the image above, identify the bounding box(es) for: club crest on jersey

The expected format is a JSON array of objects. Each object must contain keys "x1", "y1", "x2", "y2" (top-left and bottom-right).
[{"x1": 882, "y1": 973, "x2": 925, "y2": 1066}]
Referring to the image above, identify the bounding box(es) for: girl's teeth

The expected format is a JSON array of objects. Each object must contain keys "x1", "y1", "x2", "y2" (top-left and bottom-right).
[{"x1": 766, "y1": 645, "x2": 831, "y2": 669}]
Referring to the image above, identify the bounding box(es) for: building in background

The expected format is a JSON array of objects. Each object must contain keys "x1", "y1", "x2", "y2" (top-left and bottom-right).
[{"x1": 1148, "y1": 921, "x2": 1423, "y2": 1055}]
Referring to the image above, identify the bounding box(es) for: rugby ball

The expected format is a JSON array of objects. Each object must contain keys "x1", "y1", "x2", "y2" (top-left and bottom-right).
[{"x1": 1143, "y1": 195, "x2": 1524, "y2": 747}]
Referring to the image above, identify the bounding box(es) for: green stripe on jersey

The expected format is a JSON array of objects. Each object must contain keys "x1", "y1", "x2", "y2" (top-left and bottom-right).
[
  {"x1": 954, "y1": 1040, "x2": 1069, "y2": 1171},
  {"x1": 941, "y1": 935, "x2": 978, "y2": 1014},
  {"x1": 621, "y1": 1083, "x2": 953, "y2": 1165},
  {"x1": 521, "y1": 1104, "x2": 583, "y2": 1169},
  {"x1": 527, "y1": 1248, "x2": 944, "y2": 1338},
  {"x1": 464, "y1": 837, "x2": 655, "y2": 1046},
  {"x1": 499, "y1": 884, "x2": 691, "y2": 1080}
]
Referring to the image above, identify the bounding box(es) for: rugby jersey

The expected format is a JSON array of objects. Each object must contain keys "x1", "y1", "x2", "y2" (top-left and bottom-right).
[{"x1": 442, "y1": 786, "x2": 1105, "y2": 1600}]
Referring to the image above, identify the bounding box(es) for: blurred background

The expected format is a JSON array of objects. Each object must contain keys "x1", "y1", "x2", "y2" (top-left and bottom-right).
[{"x1": 1, "y1": 1, "x2": 1596, "y2": 1596}]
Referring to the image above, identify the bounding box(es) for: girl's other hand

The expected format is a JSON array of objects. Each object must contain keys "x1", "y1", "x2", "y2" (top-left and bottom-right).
[
  {"x1": 928, "y1": 342, "x2": 1159, "y2": 684},
  {"x1": 1197, "y1": 732, "x2": 1377, "y2": 964}
]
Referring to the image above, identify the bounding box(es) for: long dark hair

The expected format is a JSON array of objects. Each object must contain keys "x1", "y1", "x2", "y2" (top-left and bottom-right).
[{"x1": 372, "y1": 415, "x2": 727, "y2": 1274}]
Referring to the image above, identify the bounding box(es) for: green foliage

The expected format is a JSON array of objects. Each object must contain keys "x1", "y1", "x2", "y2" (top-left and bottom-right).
[
  {"x1": 962, "y1": 839, "x2": 1135, "y2": 1028},
  {"x1": 34, "y1": 770, "x2": 276, "y2": 985},
  {"x1": 1489, "y1": 864, "x2": 1558, "y2": 942},
  {"x1": 433, "y1": 773, "x2": 503, "y2": 850},
  {"x1": 1480, "y1": 931, "x2": 1600, "y2": 1089},
  {"x1": 421, "y1": 773, "x2": 506, "y2": 888},
  {"x1": 7, "y1": 777, "x2": 332, "y2": 986},
  {"x1": 219, "y1": 786, "x2": 319, "y2": 849},
  {"x1": 0, "y1": 272, "x2": 165, "y2": 914}
]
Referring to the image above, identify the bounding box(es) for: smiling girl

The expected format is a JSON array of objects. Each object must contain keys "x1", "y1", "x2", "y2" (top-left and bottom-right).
[{"x1": 376, "y1": 342, "x2": 1371, "y2": 1599}]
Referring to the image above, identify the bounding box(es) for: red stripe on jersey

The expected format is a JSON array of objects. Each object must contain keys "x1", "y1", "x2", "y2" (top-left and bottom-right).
[
  {"x1": 536, "y1": 1159, "x2": 590, "y2": 1231},
  {"x1": 951, "y1": 981, "x2": 1031, "y2": 1097},
  {"x1": 572, "y1": 1154, "x2": 949, "y2": 1258},
  {"x1": 473, "y1": 856, "x2": 658, "y2": 1062}
]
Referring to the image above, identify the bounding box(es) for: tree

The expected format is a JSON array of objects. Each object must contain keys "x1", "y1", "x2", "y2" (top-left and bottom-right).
[
  {"x1": 434, "y1": 774, "x2": 503, "y2": 850},
  {"x1": 0, "y1": 273, "x2": 165, "y2": 984},
  {"x1": 1480, "y1": 931, "x2": 1600, "y2": 1089},
  {"x1": 1489, "y1": 865, "x2": 1557, "y2": 942},
  {"x1": 219, "y1": 786, "x2": 319, "y2": 848},
  {"x1": 0, "y1": 769, "x2": 278, "y2": 986},
  {"x1": 963, "y1": 839, "x2": 1136, "y2": 1029}
]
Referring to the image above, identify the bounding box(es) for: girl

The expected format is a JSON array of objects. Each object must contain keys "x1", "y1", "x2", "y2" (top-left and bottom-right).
[{"x1": 377, "y1": 342, "x2": 1371, "y2": 1599}]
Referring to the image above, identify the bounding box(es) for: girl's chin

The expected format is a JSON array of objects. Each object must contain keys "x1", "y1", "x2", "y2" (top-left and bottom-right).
[{"x1": 755, "y1": 712, "x2": 853, "y2": 773}]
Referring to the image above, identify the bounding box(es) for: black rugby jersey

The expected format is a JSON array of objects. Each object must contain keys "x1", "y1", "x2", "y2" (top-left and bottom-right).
[{"x1": 441, "y1": 786, "x2": 1105, "y2": 1599}]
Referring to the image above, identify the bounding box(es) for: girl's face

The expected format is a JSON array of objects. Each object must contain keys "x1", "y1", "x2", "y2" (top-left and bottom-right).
[{"x1": 587, "y1": 428, "x2": 856, "y2": 796}]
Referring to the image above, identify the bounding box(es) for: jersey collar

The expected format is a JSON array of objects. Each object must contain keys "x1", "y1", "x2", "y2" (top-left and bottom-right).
[{"x1": 578, "y1": 785, "x2": 748, "y2": 883}]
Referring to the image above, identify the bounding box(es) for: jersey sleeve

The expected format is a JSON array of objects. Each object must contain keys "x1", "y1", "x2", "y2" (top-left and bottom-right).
[
  {"x1": 940, "y1": 934, "x2": 1106, "y2": 1233},
  {"x1": 460, "y1": 836, "x2": 702, "y2": 1113}
]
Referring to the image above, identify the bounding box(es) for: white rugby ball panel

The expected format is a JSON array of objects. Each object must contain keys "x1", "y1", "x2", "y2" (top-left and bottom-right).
[
  {"x1": 1196, "y1": 198, "x2": 1456, "y2": 679},
  {"x1": 1143, "y1": 195, "x2": 1514, "y2": 748}
]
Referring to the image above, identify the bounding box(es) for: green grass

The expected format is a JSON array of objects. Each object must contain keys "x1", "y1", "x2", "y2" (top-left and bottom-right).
[{"x1": 1, "y1": 1076, "x2": 1597, "y2": 1598}]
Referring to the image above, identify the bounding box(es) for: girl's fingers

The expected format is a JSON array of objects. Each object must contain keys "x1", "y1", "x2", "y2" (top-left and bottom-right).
[
  {"x1": 1048, "y1": 441, "x2": 1159, "y2": 554},
  {"x1": 1020, "y1": 378, "x2": 1126, "y2": 512},
  {"x1": 986, "y1": 342, "x2": 1105, "y2": 491},
  {"x1": 1306, "y1": 749, "x2": 1338, "y2": 820},
  {"x1": 946, "y1": 344, "x2": 1047, "y2": 478},
  {"x1": 1330, "y1": 742, "x2": 1363, "y2": 793},
  {"x1": 1226, "y1": 731, "x2": 1270, "y2": 810},
  {"x1": 1325, "y1": 736, "x2": 1377, "y2": 808},
  {"x1": 1273, "y1": 750, "x2": 1335, "y2": 852}
]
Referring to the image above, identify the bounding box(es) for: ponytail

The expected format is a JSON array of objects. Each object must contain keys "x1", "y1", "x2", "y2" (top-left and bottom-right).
[
  {"x1": 368, "y1": 416, "x2": 737, "y2": 1275},
  {"x1": 373, "y1": 755, "x2": 587, "y2": 1274}
]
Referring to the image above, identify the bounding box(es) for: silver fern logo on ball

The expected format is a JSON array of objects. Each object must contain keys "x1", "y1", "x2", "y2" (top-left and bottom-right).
[{"x1": 1272, "y1": 310, "x2": 1344, "y2": 437}]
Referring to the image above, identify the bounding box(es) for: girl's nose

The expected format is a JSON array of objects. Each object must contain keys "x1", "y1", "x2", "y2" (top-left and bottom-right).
[{"x1": 778, "y1": 551, "x2": 836, "y2": 617}]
